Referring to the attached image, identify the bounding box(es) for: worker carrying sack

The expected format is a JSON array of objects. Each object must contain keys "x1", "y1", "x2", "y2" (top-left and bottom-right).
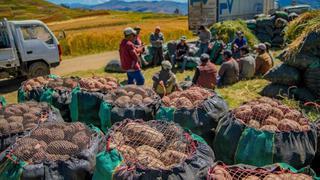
[
  {"x1": 92, "y1": 119, "x2": 215, "y2": 180},
  {"x1": 264, "y1": 64, "x2": 301, "y2": 85},
  {"x1": 69, "y1": 76, "x2": 119, "y2": 132},
  {"x1": 101, "y1": 85, "x2": 161, "y2": 126},
  {"x1": 207, "y1": 162, "x2": 318, "y2": 180},
  {"x1": 0, "y1": 122, "x2": 104, "y2": 180},
  {"x1": 0, "y1": 101, "x2": 63, "y2": 151},
  {"x1": 213, "y1": 97, "x2": 317, "y2": 169},
  {"x1": 156, "y1": 87, "x2": 228, "y2": 146}
]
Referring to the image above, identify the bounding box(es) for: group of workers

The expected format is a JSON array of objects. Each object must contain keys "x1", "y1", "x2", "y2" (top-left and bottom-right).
[{"x1": 119, "y1": 26, "x2": 274, "y2": 97}]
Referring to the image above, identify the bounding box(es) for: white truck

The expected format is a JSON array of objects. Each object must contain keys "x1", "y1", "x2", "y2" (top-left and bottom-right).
[{"x1": 0, "y1": 18, "x2": 61, "y2": 79}]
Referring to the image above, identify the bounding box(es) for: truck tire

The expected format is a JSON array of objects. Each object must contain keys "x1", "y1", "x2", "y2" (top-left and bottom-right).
[{"x1": 28, "y1": 62, "x2": 50, "y2": 78}]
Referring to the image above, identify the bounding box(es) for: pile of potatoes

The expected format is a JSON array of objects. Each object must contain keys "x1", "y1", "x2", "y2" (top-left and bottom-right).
[
  {"x1": 22, "y1": 76, "x2": 52, "y2": 92},
  {"x1": 47, "y1": 77, "x2": 79, "y2": 90},
  {"x1": 104, "y1": 85, "x2": 158, "y2": 108},
  {"x1": 109, "y1": 120, "x2": 191, "y2": 170},
  {"x1": 12, "y1": 122, "x2": 92, "y2": 163},
  {"x1": 233, "y1": 97, "x2": 311, "y2": 132},
  {"x1": 79, "y1": 76, "x2": 118, "y2": 92},
  {"x1": 161, "y1": 87, "x2": 214, "y2": 109},
  {"x1": 0, "y1": 102, "x2": 52, "y2": 135},
  {"x1": 208, "y1": 165, "x2": 312, "y2": 180}
]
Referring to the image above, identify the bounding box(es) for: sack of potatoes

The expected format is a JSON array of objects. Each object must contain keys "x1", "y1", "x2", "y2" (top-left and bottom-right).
[
  {"x1": 213, "y1": 97, "x2": 317, "y2": 168},
  {"x1": 0, "y1": 122, "x2": 104, "y2": 179},
  {"x1": 207, "y1": 162, "x2": 314, "y2": 180},
  {"x1": 93, "y1": 119, "x2": 215, "y2": 180},
  {"x1": 79, "y1": 76, "x2": 118, "y2": 93},
  {"x1": 0, "y1": 101, "x2": 63, "y2": 151}
]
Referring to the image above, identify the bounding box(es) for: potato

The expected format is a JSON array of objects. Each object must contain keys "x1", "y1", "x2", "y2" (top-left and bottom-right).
[
  {"x1": 118, "y1": 145, "x2": 137, "y2": 159},
  {"x1": 47, "y1": 140, "x2": 79, "y2": 155},
  {"x1": 137, "y1": 153, "x2": 166, "y2": 170},
  {"x1": 298, "y1": 118, "x2": 309, "y2": 126},
  {"x1": 161, "y1": 150, "x2": 187, "y2": 166},
  {"x1": 24, "y1": 123, "x2": 38, "y2": 130},
  {"x1": 263, "y1": 174, "x2": 282, "y2": 180},
  {"x1": 290, "y1": 174, "x2": 312, "y2": 180},
  {"x1": 0, "y1": 120, "x2": 10, "y2": 134},
  {"x1": 270, "y1": 108, "x2": 284, "y2": 120},
  {"x1": 168, "y1": 141, "x2": 188, "y2": 152},
  {"x1": 136, "y1": 145, "x2": 160, "y2": 158},
  {"x1": 123, "y1": 85, "x2": 147, "y2": 97},
  {"x1": 248, "y1": 120, "x2": 261, "y2": 129},
  {"x1": 284, "y1": 110, "x2": 302, "y2": 121},
  {"x1": 161, "y1": 96, "x2": 171, "y2": 106},
  {"x1": 142, "y1": 97, "x2": 153, "y2": 105},
  {"x1": 131, "y1": 97, "x2": 142, "y2": 106},
  {"x1": 258, "y1": 97, "x2": 279, "y2": 106},
  {"x1": 278, "y1": 119, "x2": 302, "y2": 132},
  {"x1": 6, "y1": 116, "x2": 23, "y2": 123},
  {"x1": 72, "y1": 131, "x2": 90, "y2": 149},
  {"x1": 209, "y1": 165, "x2": 232, "y2": 180},
  {"x1": 127, "y1": 91, "x2": 135, "y2": 97},
  {"x1": 260, "y1": 125, "x2": 279, "y2": 132},
  {"x1": 262, "y1": 116, "x2": 279, "y2": 126},
  {"x1": 23, "y1": 113, "x2": 38, "y2": 124},
  {"x1": 123, "y1": 122, "x2": 165, "y2": 147},
  {"x1": 115, "y1": 96, "x2": 130, "y2": 108},
  {"x1": 301, "y1": 125, "x2": 311, "y2": 131},
  {"x1": 277, "y1": 105, "x2": 291, "y2": 114},
  {"x1": 9, "y1": 122, "x2": 23, "y2": 133},
  {"x1": 242, "y1": 175, "x2": 261, "y2": 180},
  {"x1": 252, "y1": 103, "x2": 272, "y2": 120},
  {"x1": 235, "y1": 109, "x2": 253, "y2": 122},
  {"x1": 132, "y1": 94, "x2": 143, "y2": 100}
]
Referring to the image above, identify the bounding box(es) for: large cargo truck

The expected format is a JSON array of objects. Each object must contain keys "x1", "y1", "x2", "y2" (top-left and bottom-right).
[{"x1": 188, "y1": 0, "x2": 275, "y2": 30}]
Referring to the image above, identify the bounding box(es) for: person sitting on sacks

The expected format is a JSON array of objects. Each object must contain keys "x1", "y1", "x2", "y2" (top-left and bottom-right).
[
  {"x1": 192, "y1": 53, "x2": 217, "y2": 89},
  {"x1": 238, "y1": 46, "x2": 256, "y2": 80},
  {"x1": 152, "y1": 61, "x2": 180, "y2": 97},
  {"x1": 218, "y1": 50, "x2": 239, "y2": 87},
  {"x1": 254, "y1": 43, "x2": 273, "y2": 76},
  {"x1": 171, "y1": 36, "x2": 190, "y2": 73}
]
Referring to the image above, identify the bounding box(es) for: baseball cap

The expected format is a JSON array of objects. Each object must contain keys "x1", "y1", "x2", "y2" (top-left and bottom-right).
[
  {"x1": 200, "y1": 53, "x2": 210, "y2": 61},
  {"x1": 254, "y1": 43, "x2": 267, "y2": 50},
  {"x1": 180, "y1": 36, "x2": 187, "y2": 41},
  {"x1": 123, "y1": 27, "x2": 136, "y2": 36},
  {"x1": 161, "y1": 60, "x2": 172, "y2": 70}
]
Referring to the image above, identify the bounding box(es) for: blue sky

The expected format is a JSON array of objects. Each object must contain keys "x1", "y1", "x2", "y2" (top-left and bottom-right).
[{"x1": 47, "y1": 0, "x2": 187, "y2": 4}]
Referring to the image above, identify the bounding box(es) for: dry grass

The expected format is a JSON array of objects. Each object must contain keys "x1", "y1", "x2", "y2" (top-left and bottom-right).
[{"x1": 51, "y1": 13, "x2": 192, "y2": 57}]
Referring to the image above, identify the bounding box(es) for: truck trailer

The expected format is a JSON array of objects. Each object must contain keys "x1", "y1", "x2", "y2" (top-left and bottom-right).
[{"x1": 188, "y1": 0, "x2": 275, "y2": 30}]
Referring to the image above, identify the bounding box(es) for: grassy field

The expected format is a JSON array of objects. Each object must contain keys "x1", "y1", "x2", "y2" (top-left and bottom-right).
[{"x1": 48, "y1": 12, "x2": 192, "y2": 57}]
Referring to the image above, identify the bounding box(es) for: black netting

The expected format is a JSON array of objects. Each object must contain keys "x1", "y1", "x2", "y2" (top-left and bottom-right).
[
  {"x1": 232, "y1": 97, "x2": 311, "y2": 132},
  {"x1": 108, "y1": 119, "x2": 196, "y2": 170},
  {"x1": 208, "y1": 164, "x2": 313, "y2": 180},
  {"x1": 10, "y1": 122, "x2": 95, "y2": 163}
]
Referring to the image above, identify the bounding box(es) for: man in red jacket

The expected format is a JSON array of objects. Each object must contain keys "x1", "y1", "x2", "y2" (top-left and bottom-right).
[{"x1": 119, "y1": 27, "x2": 145, "y2": 85}]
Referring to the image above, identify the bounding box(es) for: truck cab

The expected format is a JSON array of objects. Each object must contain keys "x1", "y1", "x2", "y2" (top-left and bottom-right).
[{"x1": 0, "y1": 18, "x2": 61, "y2": 79}]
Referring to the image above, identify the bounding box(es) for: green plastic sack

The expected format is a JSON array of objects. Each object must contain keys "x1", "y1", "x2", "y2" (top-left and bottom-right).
[
  {"x1": 264, "y1": 64, "x2": 301, "y2": 85},
  {"x1": 284, "y1": 53, "x2": 320, "y2": 70},
  {"x1": 0, "y1": 96, "x2": 6, "y2": 108}
]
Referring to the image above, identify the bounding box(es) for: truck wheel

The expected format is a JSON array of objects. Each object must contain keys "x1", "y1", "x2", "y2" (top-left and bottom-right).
[{"x1": 28, "y1": 62, "x2": 50, "y2": 78}]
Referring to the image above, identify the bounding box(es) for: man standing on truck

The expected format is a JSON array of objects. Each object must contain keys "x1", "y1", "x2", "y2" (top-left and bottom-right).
[
  {"x1": 150, "y1": 26, "x2": 164, "y2": 66},
  {"x1": 119, "y1": 27, "x2": 145, "y2": 85},
  {"x1": 198, "y1": 25, "x2": 212, "y2": 56}
]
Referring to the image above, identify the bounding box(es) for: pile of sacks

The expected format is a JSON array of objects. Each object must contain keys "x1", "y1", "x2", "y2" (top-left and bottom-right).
[
  {"x1": 262, "y1": 31, "x2": 320, "y2": 102},
  {"x1": 247, "y1": 11, "x2": 291, "y2": 47}
]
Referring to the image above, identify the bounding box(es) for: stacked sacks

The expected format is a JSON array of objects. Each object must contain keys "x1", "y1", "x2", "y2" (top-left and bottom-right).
[
  {"x1": 70, "y1": 76, "x2": 119, "y2": 132},
  {"x1": 105, "y1": 60, "x2": 125, "y2": 73},
  {"x1": 18, "y1": 75, "x2": 79, "y2": 121},
  {"x1": 93, "y1": 119, "x2": 215, "y2": 179},
  {"x1": 207, "y1": 162, "x2": 317, "y2": 180},
  {"x1": 250, "y1": 11, "x2": 289, "y2": 47},
  {"x1": 262, "y1": 31, "x2": 320, "y2": 102},
  {"x1": 213, "y1": 97, "x2": 317, "y2": 169},
  {"x1": 102, "y1": 85, "x2": 161, "y2": 127},
  {"x1": 0, "y1": 101, "x2": 63, "y2": 151},
  {"x1": 156, "y1": 86, "x2": 228, "y2": 146},
  {"x1": 0, "y1": 122, "x2": 104, "y2": 179}
]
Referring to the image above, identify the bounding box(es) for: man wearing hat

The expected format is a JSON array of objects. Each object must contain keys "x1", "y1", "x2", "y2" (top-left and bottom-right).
[
  {"x1": 152, "y1": 60, "x2": 179, "y2": 97},
  {"x1": 119, "y1": 27, "x2": 145, "y2": 85},
  {"x1": 255, "y1": 43, "x2": 273, "y2": 75},
  {"x1": 192, "y1": 53, "x2": 217, "y2": 89},
  {"x1": 171, "y1": 36, "x2": 190, "y2": 72},
  {"x1": 218, "y1": 50, "x2": 239, "y2": 86},
  {"x1": 150, "y1": 26, "x2": 164, "y2": 66}
]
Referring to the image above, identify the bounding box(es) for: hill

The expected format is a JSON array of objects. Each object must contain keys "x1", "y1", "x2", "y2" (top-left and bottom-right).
[
  {"x1": 0, "y1": 0, "x2": 110, "y2": 22},
  {"x1": 91, "y1": 0, "x2": 187, "y2": 14},
  {"x1": 278, "y1": 0, "x2": 320, "y2": 8}
]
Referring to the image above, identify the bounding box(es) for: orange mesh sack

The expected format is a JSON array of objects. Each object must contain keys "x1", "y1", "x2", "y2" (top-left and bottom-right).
[
  {"x1": 0, "y1": 122, "x2": 104, "y2": 180},
  {"x1": 207, "y1": 162, "x2": 317, "y2": 180},
  {"x1": 93, "y1": 119, "x2": 215, "y2": 180}
]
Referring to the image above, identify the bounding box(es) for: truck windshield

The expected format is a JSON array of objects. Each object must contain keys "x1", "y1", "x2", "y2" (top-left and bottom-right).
[
  {"x1": 20, "y1": 25, "x2": 54, "y2": 44},
  {"x1": 0, "y1": 26, "x2": 11, "y2": 49}
]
